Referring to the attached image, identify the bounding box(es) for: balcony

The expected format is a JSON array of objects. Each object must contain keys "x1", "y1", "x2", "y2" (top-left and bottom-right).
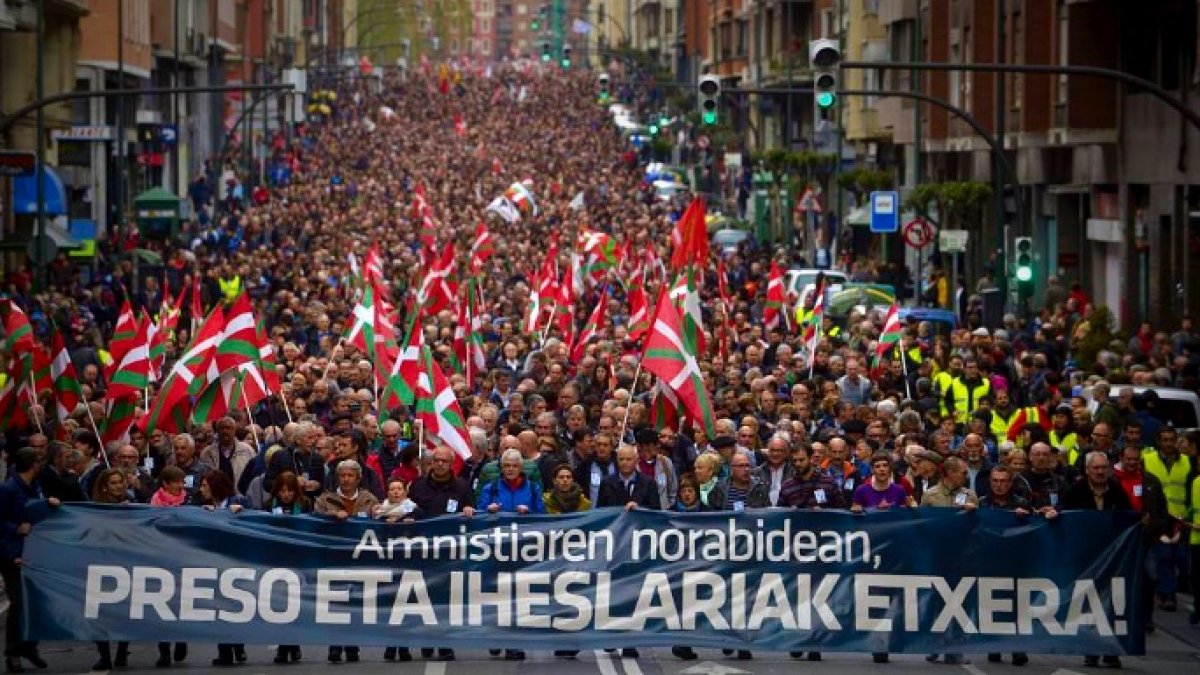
[{"x1": 879, "y1": 0, "x2": 918, "y2": 25}]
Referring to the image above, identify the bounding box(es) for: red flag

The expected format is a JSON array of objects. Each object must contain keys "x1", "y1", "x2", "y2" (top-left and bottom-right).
[
  {"x1": 641, "y1": 290, "x2": 716, "y2": 437},
  {"x1": 416, "y1": 244, "x2": 457, "y2": 316},
  {"x1": 627, "y1": 285, "x2": 650, "y2": 341},
  {"x1": 570, "y1": 287, "x2": 607, "y2": 363},
  {"x1": 50, "y1": 330, "x2": 82, "y2": 425},
  {"x1": 0, "y1": 299, "x2": 35, "y2": 356},
  {"x1": 717, "y1": 258, "x2": 733, "y2": 313},
  {"x1": 453, "y1": 113, "x2": 467, "y2": 136},
  {"x1": 763, "y1": 262, "x2": 785, "y2": 332},
  {"x1": 669, "y1": 198, "x2": 708, "y2": 271},
  {"x1": 468, "y1": 222, "x2": 494, "y2": 273}
]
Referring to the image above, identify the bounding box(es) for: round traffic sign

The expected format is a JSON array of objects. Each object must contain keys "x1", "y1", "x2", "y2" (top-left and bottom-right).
[{"x1": 903, "y1": 218, "x2": 934, "y2": 249}]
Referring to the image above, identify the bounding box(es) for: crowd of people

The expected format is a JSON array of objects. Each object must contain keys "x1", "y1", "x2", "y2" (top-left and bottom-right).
[{"x1": 1, "y1": 61, "x2": 1199, "y2": 672}]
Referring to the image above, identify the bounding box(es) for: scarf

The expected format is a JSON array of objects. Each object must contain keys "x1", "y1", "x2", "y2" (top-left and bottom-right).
[
  {"x1": 152, "y1": 488, "x2": 187, "y2": 507},
  {"x1": 699, "y1": 477, "x2": 719, "y2": 505},
  {"x1": 545, "y1": 483, "x2": 584, "y2": 513}
]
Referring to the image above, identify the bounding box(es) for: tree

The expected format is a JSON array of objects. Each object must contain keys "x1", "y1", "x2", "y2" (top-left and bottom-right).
[
  {"x1": 836, "y1": 168, "x2": 895, "y2": 205},
  {"x1": 904, "y1": 181, "x2": 992, "y2": 230}
]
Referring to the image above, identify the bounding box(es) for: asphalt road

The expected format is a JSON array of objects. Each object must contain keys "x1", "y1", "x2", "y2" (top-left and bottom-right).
[{"x1": 4, "y1": 598, "x2": 1198, "y2": 675}]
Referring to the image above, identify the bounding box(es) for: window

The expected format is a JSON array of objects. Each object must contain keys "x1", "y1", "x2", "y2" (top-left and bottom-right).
[
  {"x1": 949, "y1": 43, "x2": 961, "y2": 108},
  {"x1": 737, "y1": 20, "x2": 747, "y2": 56},
  {"x1": 822, "y1": 9, "x2": 835, "y2": 38},
  {"x1": 598, "y1": 4, "x2": 605, "y2": 28},
  {"x1": 765, "y1": 10, "x2": 774, "y2": 55},
  {"x1": 864, "y1": 0, "x2": 880, "y2": 14},
  {"x1": 1011, "y1": 9, "x2": 1022, "y2": 109},
  {"x1": 517, "y1": 4, "x2": 527, "y2": 15}
]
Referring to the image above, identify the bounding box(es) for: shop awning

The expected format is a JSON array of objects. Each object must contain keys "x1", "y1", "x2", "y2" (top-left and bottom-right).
[{"x1": 10, "y1": 164, "x2": 66, "y2": 216}]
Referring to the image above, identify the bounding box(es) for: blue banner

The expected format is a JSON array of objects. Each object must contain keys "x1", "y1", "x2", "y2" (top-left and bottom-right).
[{"x1": 23, "y1": 504, "x2": 1144, "y2": 654}]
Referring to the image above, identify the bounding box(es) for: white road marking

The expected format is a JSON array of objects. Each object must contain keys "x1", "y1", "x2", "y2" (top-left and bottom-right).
[
  {"x1": 425, "y1": 661, "x2": 447, "y2": 675},
  {"x1": 595, "y1": 649, "x2": 621, "y2": 675},
  {"x1": 622, "y1": 655, "x2": 645, "y2": 675}
]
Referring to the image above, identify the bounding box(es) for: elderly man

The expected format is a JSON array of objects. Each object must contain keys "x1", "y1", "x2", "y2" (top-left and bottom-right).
[
  {"x1": 1014, "y1": 442, "x2": 1069, "y2": 512},
  {"x1": 633, "y1": 427, "x2": 678, "y2": 511},
  {"x1": 756, "y1": 434, "x2": 795, "y2": 506},
  {"x1": 113, "y1": 444, "x2": 155, "y2": 503},
  {"x1": 836, "y1": 357, "x2": 873, "y2": 406},
  {"x1": 314, "y1": 459, "x2": 378, "y2": 664},
  {"x1": 921, "y1": 456, "x2": 977, "y2": 665},
  {"x1": 264, "y1": 421, "x2": 324, "y2": 496},
  {"x1": 200, "y1": 417, "x2": 257, "y2": 490},
  {"x1": 1064, "y1": 452, "x2": 1132, "y2": 669},
  {"x1": 169, "y1": 433, "x2": 212, "y2": 502}
]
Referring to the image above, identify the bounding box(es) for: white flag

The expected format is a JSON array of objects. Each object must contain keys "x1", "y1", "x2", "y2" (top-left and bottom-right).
[
  {"x1": 569, "y1": 191, "x2": 586, "y2": 211},
  {"x1": 486, "y1": 196, "x2": 521, "y2": 224},
  {"x1": 572, "y1": 19, "x2": 592, "y2": 35}
]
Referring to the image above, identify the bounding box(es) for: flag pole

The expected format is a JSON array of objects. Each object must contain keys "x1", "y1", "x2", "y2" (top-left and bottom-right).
[
  {"x1": 241, "y1": 387, "x2": 262, "y2": 451},
  {"x1": 322, "y1": 337, "x2": 345, "y2": 381},
  {"x1": 27, "y1": 372, "x2": 44, "y2": 436},
  {"x1": 617, "y1": 360, "x2": 643, "y2": 445},
  {"x1": 278, "y1": 390, "x2": 294, "y2": 424},
  {"x1": 900, "y1": 343, "x2": 912, "y2": 401},
  {"x1": 81, "y1": 394, "x2": 110, "y2": 468}
]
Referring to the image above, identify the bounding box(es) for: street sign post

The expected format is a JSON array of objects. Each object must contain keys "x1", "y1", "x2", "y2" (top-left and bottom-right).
[
  {"x1": 939, "y1": 229, "x2": 969, "y2": 252},
  {"x1": 869, "y1": 190, "x2": 899, "y2": 233}
]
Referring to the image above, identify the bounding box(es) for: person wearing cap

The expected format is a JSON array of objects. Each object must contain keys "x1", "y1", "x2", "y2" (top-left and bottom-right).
[
  {"x1": 633, "y1": 426, "x2": 678, "y2": 512},
  {"x1": 904, "y1": 446, "x2": 944, "y2": 504},
  {"x1": 921, "y1": 455, "x2": 978, "y2": 666}
]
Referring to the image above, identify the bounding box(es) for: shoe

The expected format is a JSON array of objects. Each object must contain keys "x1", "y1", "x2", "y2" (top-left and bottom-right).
[
  {"x1": 1012, "y1": 653, "x2": 1029, "y2": 666},
  {"x1": 327, "y1": 647, "x2": 342, "y2": 664},
  {"x1": 554, "y1": 651, "x2": 579, "y2": 659},
  {"x1": 234, "y1": 646, "x2": 246, "y2": 663},
  {"x1": 421, "y1": 648, "x2": 434, "y2": 658},
  {"x1": 1084, "y1": 656, "x2": 1100, "y2": 667},
  {"x1": 944, "y1": 654, "x2": 967, "y2": 665},
  {"x1": 672, "y1": 647, "x2": 697, "y2": 660},
  {"x1": 113, "y1": 647, "x2": 128, "y2": 669},
  {"x1": 873, "y1": 653, "x2": 889, "y2": 664},
  {"x1": 290, "y1": 647, "x2": 301, "y2": 663},
  {"x1": 1160, "y1": 601, "x2": 1177, "y2": 612},
  {"x1": 155, "y1": 654, "x2": 170, "y2": 668},
  {"x1": 808, "y1": 652, "x2": 822, "y2": 661},
  {"x1": 1101, "y1": 656, "x2": 1122, "y2": 668},
  {"x1": 926, "y1": 654, "x2": 940, "y2": 663},
  {"x1": 173, "y1": 644, "x2": 187, "y2": 663},
  {"x1": 504, "y1": 650, "x2": 525, "y2": 661},
  {"x1": 736, "y1": 651, "x2": 752, "y2": 660},
  {"x1": 91, "y1": 659, "x2": 112, "y2": 672},
  {"x1": 210, "y1": 658, "x2": 235, "y2": 667},
  {"x1": 19, "y1": 652, "x2": 44, "y2": 671},
  {"x1": 987, "y1": 654, "x2": 1003, "y2": 663},
  {"x1": 4, "y1": 657, "x2": 22, "y2": 674},
  {"x1": 437, "y1": 649, "x2": 454, "y2": 661},
  {"x1": 384, "y1": 648, "x2": 396, "y2": 662},
  {"x1": 274, "y1": 648, "x2": 290, "y2": 665},
  {"x1": 345, "y1": 649, "x2": 359, "y2": 663},
  {"x1": 489, "y1": 650, "x2": 502, "y2": 656},
  {"x1": 622, "y1": 649, "x2": 640, "y2": 659},
  {"x1": 722, "y1": 649, "x2": 734, "y2": 656},
  {"x1": 790, "y1": 651, "x2": 804, "y2": 659},
  {"x1": 396, "y1": 649, "x2": 411, "y2": 662}
]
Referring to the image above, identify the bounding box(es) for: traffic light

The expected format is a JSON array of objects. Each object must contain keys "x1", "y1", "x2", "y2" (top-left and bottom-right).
[
  {"x1": 698, "y1": 75, "x2": 720, "y2": 125},
  {"x1": 648, "y1": 121, "x2": 660, "y2": 136},
  {"x1": 810, "y1": 38, "x2": 841, "y2": 111},
  {"x1": 561, "y1": 44, "x2": 572, "y2": 69},
  {"x1": 597, "y1": 73, "x2": 610, "y2": 102},
  {"x1": 1014, "y1": 236, "x2": 1034, "y2": 299},
  {"x1": 532, "y1": 4, "x2": 547, "y2": 30},
  {"x1": 541, "y1": 42, "x2": 551, "y2": 62},
  {"x1": 658, "y1": 114, "x2": 670, "y2": 128}
]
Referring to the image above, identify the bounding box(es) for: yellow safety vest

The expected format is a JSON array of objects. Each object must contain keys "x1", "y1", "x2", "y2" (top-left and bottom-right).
[
  {"x1": 948, "y1": 377, "x2": 991, "y2": 423},
  {"x1": 218, "y1": 276, "x2": 242, "y2": 303},
  {"x1": 1143, "y1": 451, "x2": 1192, "y2": 519},
  {"x1": 989, "y1": 409, "x2": 1015, "y2": 440},
  {"x1": 98, "y1": 349, "x2": 112, "y2": 367},
  {"x1": 1189, "y1": 477, "x2": 1200, "y2": 546},
  {"x1": 1050, "y1": 431, "x2": 1080, "y2": 465},
  {"x1": 905, "y1": 346, "x2": 923, "y2": 365},
  {"x1": 934, "y1": 371, "x2": 956, "y2": 416}
]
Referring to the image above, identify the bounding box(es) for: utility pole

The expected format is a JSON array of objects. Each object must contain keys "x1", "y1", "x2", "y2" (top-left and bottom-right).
[
  {"x1": 116, "y1": 0, "x2": 125, "y2": 240},
  {"x1": 993, "y1": 0, "x2": 1007, "y2": 301},
  {"x1": 34, "y1": 0, "x2": 46, "y2": 291},
  {"x1": 261, "y1": 0, "x2": 270, "y2": 187},
  {"x1": 172, "y1": 0, "x2": 180, "y2": 195},
  {"x1": 910, "y1": 8, "x2": 921, "y2": 304}
]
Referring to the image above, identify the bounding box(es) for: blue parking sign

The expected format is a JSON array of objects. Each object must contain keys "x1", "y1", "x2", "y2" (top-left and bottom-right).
[{"x1": 870, "y1": 191, "x2": 899, "y2": 233}]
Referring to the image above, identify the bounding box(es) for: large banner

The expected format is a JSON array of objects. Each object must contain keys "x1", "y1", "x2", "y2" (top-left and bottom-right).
[{"x1": 23, "y1": 504, "x2": 1144, "y2": 654}]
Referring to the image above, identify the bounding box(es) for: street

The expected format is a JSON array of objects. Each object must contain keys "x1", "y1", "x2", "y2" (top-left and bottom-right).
[{"x1": 13, "y1": 602, "x2": 1200, "y2": 675}]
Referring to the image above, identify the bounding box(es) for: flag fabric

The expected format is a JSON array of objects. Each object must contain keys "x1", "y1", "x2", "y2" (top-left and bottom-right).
[
  {"x1": 50, "y1": 330, "x2": 82, "y2": 425},
  {"x1": 667, "y1": 270, "x2": 707, "y2": 353},
  {"x1": 159, "y1": 282, "x2": 186, "y2": 339},
  {"x1": 414, "y1": 346, "x2": 472, "y2": 461},
  {"x1": 570, "y1": 287, "x2": 607, "y2": 363},
  {"x1": 191, "y1": 275, "x2": 203, "y2": 323},
  {"x1": 522, "y1": 268, "x2": 543, "y2": 335},
  {"x1": 412, "y1": 184, "x2": 438, "y2": 250},
  {"x1": 214, "y1": 293, "x2": 259, "y2": 374},
  {"x1": 485, "y1": 196, "x2": 521, "y2": 223},
  {"x1": 802, "y1": 280, "x2": 827, "y2": 354},
  {"x1": 105, "y1": 315, "x2": 151, "y2": 402},
  {"x1": 453, "y1": 113, "x2": 467, "y2": 136},
  {"x1": 345, "y1": 284, "x2": 377, "y2": 356},
  {"x1": 627, "y1": 285, "x2": 650, "y2": 341},
  {"x1": 763, "y1": 262, "x2": 785, "y2": 332},
  {"x1": 0, "y1": 299, "x2": 35, "y2": 355},
  {"x1": 143, "y1": 309, "x2": 165, "y2": 381},
  {"x1": 0, "y1": 348, "x2": 32, "y2": 431},
  {"x1": 874, "y1": 303, "x2": 903, "y2": 366},
  {"x1": 717, "y1": 258, "x2": 733, "y2": 314},
  {"x1": 385, "y1": 304, "x2": 423, "y2": 407},
  {"x1": 144, "y1": 308, "x2": 225, "y2": 434},
  {"x1": 648, "y1": 382, "x2": 681, "y2": 432},
  {"x1": 641, "y1": 290, "x2": 717, "y2": 437},
  {"x1": 105, "y1": 301, "x2": 138, "y2": 380},
  {"x1": 504, "y1": 181, "x2": 538, "y2": 216},
  {"x1": 364, "y1": 243, "x2": 386, "y2": 286},
  {"x1": 416, "y1": 244, "x2": 457, "y2": 317},
  {"x1": 577, "y1": 228, "x2": 620, "y2": 282},
  {"x1": 669, "y1": 198, "x2": 708, "y2": 271},
  {"x1": 468, "y1": 221, "x2": 494, "y2": 273}
]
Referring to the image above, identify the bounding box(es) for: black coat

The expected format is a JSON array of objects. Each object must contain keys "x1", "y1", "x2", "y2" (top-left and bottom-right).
[
  {"x1": 408, "y1": 475, "x2": 475, "y2": 518},
  {"x1": 596, "y1": 473, "x2": 661, "y2": 510},
  {"x1": 1062, "y1": 478, "x2": 1134, "y2": 512}
]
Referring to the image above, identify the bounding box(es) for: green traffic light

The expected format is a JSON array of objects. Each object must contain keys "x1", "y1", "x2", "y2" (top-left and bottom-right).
[
  {"x1": 562, "y1": 59, "x2": 571, "y2": 68},
  {"x1": 702, "y1": 111, "x2": 717, "y2": 125},
  {"x1": 649, "y1": 124, "x2": 659, "y2": 135},
  {"x1": 1016, "y1": 266, "x2": 1033, "y2": 282},
  {"x1": 816, "y1": 91, "x2": 836, "y2": 108},
  {"x1": 531, "y1": 20, "x2": 540, "y2": 30},
  {"x1": 541, "y1": 53, "x2": 551, "y2": 62}
]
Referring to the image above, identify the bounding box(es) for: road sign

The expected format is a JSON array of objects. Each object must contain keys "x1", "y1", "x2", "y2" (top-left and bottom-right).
[
  {"x1": 0, "y1": 150, "x2": 36, "y2": 177},
  {"x1": 160, "y1": 125, "x2": 178, "y2": 145},
  {"x1": 939, "y1": 229, "x2": 969, "y2": 253},
  {"x1": 869, "y1": 190, "x2": 899, "y2": 233},
  {"x1": 903, "y1": 218, "x2": 934, "y2": 249}
]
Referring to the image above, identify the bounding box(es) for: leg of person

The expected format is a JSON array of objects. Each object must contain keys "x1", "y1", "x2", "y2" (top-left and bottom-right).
[
  {"x1": 1012, "y1": 652, "x2": 1029, "y2": 666},
  {"x1": 114, "y1": 642, "x2": 129, "y2": 668},
  {"x1": 872, "y1": 652, "x2": 889, "y2": 663},
  {"x1": 396, "y1": 648, "x2": 411, "y2": 662},
  {"x1": 1190, "y1": 544, "x2": 1200, "y2": 625},
  {"x1": 172, "y1": 643, "x2": 187, "y2": 663},
  {"x1": 436, "y1": 648, "x2": 454, "y2": 661},
  {"x1": 672, "y1": 646, "x2": 697, "y2": 660},
  {"x1": 156, "y1": 643, "x2": 171, "y2": 668},
  {"x1": 92, "y1": 642, "x2": 112, "y2": 672},
  {"x1": 274, "y1": 646, "x2": 290, "y2": 664},
  {"x1": 288, "y1": 646, "x2": 301, "y2": 663},
  {"x1": 233, "y1": 644, "x2": 246, "y2": 663},
  {"x1": 345, "y1": 646, "x2": 359, "y2": 663},
  {"x1": 2, "y1": 558, "x2": 28, "y2": 671},
  {"x1": 384, "y1": 647, "x2": 396, "y2": 662},
  {"x1": 327, "y1": 646, "x2": 342, "y2": 663},
  {"x1": 1154, "y1": 541, "x2": 1178, "y2": 610},
  {"x1": 212, "y1": 644, "x2": 234, "y2": 667}
]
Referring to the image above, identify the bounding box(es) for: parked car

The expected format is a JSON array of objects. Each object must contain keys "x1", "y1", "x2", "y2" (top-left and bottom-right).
[
  {"x1": 1081, "y1": 385, "x2": 1200, "y2": 433},
  {"x1": 785, "y1": 268, "x2": 849, "y2": 306},
  {"x1": 711, "y1": 228, "x2": 751, "y2": 255}
]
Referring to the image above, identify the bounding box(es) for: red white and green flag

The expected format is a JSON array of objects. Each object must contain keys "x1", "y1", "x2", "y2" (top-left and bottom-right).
[
  {"x1": 0, "y1": 299, "x2": 35, "y2": 355},
  {"x1": 50, "y1": 330, "x2": 82, "y2": 425},
  {"x1": 0, "y1": 351, "x2": 31, "y2": 431},
  {"x1": 364, "y1": 243, "x2": 386, "y2": 286},
  {"x1": 414, "y1": 345, "x2": 472, "y2": 461},
  {"x1": 345, "y1": 284, "x2": 378, "y2": 357},
  {"x1": 648, "y1": 381, "x2": 681, "y2": 432},
  {"x1": 416, "y1": 244, "x2": 457, "y2": 317},
  {"x1": 159, "y1": 282, "x2": 186, "y2": 339},
  {"x1": 385, "y1": 302, "x2": 424, "y2": 407},
  {"x1": 627, "y1": 285, "x2": 650, "y2": 341},
  {"x1": 214, "y1": 293, "x2": 259, "y2": 374},
  {"x1": 143, "y1": 309, "x2": 165, "y2": 381},
  {"x1": 641, "y1": 290, "x2": 716, "y2": 437},
  {"x1": 763, "y1": 262, "x2": 785, "y2": 332},
  {"x1": 570, "y1": 286, "x2": 607, "y2": 363},
  {"x1": 106, "y1": 315, "x2": 151, "y2": 402},
  {"x1": 667, "y1": 269, "x2": 707, "y2": 353},
  {"x1": 144, "y1": 308, "x2": 225, "y2": 434},
  {"x1": 104, "y1": 300, "x2": 138, "y2": 382},
  {"x1": 802, "y1": 280, "x2": 827, "y2": 353},
  {"x1": 669, "y1": 198, "x2": 708, "y2": 271},
  {"x1": 468, "y1": 221, "x2": 494, "y2": 274},
  {"x1": 873, "y1": 303, "x2": 903, "y2": 366}
]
